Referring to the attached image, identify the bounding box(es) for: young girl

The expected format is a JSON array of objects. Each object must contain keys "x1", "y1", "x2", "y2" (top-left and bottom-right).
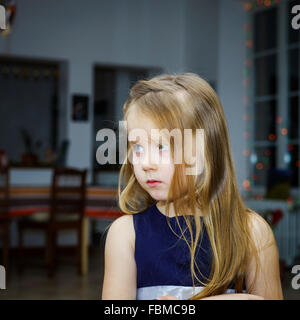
[{"x1": 101, "y1": 73, "x2": 283, "y2": 300}]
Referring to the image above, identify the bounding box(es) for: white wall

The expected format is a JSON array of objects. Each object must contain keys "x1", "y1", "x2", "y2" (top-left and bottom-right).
[
  {"x1": 0, "y1": 0, "x2": 188, "y2": 177},
  {"x1": 0, "y1": 0, "x2": 249, "y2": 186},
  {"x1": 218, "y1": 0, "x2": 247, "y2": 192},
  {"x1": 0, "y1": 0, "x2": 222, "y2": 178},
  {"x1": 184, "y1": 0, "x2": 220, "y2": 83},
  {"x1": 0, "y1": 0, "x2": 248, "y2": 191}
]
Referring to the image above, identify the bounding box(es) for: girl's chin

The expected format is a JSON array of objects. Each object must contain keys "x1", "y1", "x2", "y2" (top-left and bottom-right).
[{"x1": 147, "y1": 192, "x2": 169, "y2": 201}]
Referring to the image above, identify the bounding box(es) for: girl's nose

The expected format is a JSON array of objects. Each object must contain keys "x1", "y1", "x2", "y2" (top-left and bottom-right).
[
  {"x1": 142, "y1": 162, "x2": 157, "y2": 171},
  {"x1": 141, "y1": 151, "x2": 158, "y2": 171}
]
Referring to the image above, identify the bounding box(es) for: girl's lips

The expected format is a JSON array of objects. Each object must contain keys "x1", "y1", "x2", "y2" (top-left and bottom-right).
[{"x1": 147, "y1": 180, "x2": 162, "y2": 186}]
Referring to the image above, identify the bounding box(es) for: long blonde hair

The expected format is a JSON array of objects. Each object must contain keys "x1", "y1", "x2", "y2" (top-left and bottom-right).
[{"x1": 118, "y1": 73, "x2": 260, "y2": 299}]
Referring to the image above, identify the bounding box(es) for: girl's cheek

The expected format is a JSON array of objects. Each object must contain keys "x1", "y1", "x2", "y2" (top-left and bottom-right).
[{"x1": 159, "y1": 149, "x2": 173, "y2": 165}]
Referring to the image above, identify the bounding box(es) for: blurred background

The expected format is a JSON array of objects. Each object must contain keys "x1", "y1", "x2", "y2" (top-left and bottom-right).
[{"x1": 0, "y1": 0, "x2": 299, "y2": 299}]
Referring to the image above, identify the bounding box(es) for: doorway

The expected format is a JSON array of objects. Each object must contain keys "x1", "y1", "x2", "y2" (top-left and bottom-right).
[{"x1": 92, "y1": 65, "x2": 161, "y2": 185}]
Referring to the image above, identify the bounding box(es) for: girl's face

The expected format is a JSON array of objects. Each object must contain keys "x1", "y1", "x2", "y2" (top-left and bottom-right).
[{"x1": 126, "y1": 108, "x2": 175, "y2": 201}]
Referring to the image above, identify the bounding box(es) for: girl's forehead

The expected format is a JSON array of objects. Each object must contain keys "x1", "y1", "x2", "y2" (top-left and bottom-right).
[
  {"x1": 127, "y1": 109, "x2": 159, "y2": 132},
  {"x1": 126, "y1": 109, "x2": 171, "y2": 145}
]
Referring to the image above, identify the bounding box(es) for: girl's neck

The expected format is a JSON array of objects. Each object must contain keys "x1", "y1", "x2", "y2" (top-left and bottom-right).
[
  {"x1": 156, "y1": 201, "x2": 176, "y2": 217},
  {"x1": 156, "y1": 201, "x2": 203, "y2": 218}
]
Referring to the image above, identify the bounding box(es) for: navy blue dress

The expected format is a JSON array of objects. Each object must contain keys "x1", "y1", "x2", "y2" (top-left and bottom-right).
[{"x1": 133, "y1": 204, "x2": 243, "y2": 300}]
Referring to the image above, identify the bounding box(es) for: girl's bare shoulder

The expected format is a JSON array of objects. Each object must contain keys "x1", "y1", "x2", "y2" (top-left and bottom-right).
[
  {"x1": 107, "y1": 214, "x2": 135, "y2": 251},
  {"x1": 246, "y1": 208, "x2": 275, "y2": 250}
]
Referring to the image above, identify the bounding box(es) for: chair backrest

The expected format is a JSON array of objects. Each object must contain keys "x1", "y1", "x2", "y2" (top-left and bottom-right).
[
  {"x1": 0, "y1": 167, "x2": 9, "y2": 220},
  {"x1": 50, "y1": 167, "x2": 87, "y2": 223}
]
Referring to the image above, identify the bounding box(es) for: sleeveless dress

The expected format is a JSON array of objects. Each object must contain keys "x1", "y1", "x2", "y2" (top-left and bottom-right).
[{"x1": 133, "y1": 204, "x2": 244, "y2": 300}]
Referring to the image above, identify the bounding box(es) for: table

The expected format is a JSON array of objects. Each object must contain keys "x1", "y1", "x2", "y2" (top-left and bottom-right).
[{"x1": 7, "y1": 186, "x2": 124, "y2": 275}]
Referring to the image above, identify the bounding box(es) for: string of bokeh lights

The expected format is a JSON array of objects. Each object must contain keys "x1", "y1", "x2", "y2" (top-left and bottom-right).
[{"x1": 242, "y1": 0, "x2": 299, "y2": 208}]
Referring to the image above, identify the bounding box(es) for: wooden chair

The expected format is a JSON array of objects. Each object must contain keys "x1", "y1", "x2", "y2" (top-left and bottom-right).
[
  {"x1": 0, "y1": 167, "x2": 10, "y2": 272},
  {"x1": 18, "y1": 167, "x2": 87, "y2": 277}
]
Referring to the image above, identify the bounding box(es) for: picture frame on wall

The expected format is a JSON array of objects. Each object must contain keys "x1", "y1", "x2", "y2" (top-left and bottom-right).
[{"x1": 72, "y1": 94, "x2": 89, "y2": 121}]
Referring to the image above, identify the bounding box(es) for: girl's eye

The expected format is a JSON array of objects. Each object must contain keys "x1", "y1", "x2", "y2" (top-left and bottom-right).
[
  {"x1": 133, "y1": 144, "x2": 143, "y2": 153},
  {"x1": 158, "y1": 144, "x2": 168, "y2": 151}
]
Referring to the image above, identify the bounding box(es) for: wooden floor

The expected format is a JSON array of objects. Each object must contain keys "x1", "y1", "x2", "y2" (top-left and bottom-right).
[
  {"x1": 0, "y1": 241, "x2": 299, "y2": 300},
  {"x1": 0, "y1": 243, "x2": 105, "y2": 300}
]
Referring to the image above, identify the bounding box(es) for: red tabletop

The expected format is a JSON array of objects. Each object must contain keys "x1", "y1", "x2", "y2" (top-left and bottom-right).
[{"x1": 6, "y1": 186, "x2": 123, "y2": 219}]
